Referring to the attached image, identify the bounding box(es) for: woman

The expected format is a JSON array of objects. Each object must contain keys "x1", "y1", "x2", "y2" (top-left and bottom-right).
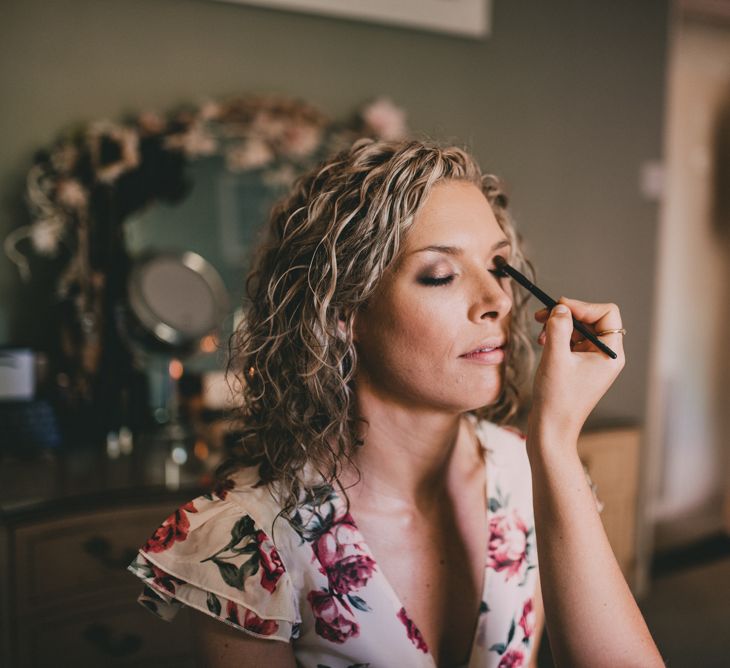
[{"x1": 129, "y1": 138, "x2": 664, "y2": 667}]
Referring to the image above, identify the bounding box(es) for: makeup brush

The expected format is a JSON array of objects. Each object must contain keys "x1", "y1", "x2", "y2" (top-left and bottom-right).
[{"x1": 493, "y1": 255, "x2": 618, "y2": 359}]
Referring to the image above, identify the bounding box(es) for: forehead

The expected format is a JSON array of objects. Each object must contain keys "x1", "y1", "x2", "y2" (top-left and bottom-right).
[{"x1": 404, "y1": 179, "x2": 503, "y2": 249}]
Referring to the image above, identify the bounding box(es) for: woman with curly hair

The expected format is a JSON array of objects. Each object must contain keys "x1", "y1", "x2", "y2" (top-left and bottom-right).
[{"x1": 129, "y1": 138, "x2": 663, "y2": 667}]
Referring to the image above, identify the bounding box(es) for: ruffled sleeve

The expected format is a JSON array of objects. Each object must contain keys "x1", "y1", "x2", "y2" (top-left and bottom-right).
[{"x1": 127, "y1": 475, "x2": 300, "y2": 642}]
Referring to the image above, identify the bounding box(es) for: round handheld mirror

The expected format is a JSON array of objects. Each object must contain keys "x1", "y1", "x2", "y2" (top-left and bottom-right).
[{"x1": 127, "y1": 251, "x2": 229, "y2": 353}]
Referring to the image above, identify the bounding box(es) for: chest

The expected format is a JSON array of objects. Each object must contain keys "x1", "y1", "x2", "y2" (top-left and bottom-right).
[{"x1": 351, "y1": 492, "x2": 488, "y2": 666}]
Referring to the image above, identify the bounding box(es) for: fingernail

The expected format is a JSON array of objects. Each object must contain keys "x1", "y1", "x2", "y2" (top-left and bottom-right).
[{"x1": 553, "y1": 304, "x2": 569, "y2": 315}]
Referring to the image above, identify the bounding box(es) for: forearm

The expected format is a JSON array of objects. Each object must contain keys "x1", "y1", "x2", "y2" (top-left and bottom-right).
[{"x1": 527, "y1": 426, "x2": 664, "y2": 668}]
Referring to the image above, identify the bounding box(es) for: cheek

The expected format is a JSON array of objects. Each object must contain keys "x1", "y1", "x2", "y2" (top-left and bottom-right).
[{"x1": 359, "y1": 294, "x2": 458, "y2": 373}]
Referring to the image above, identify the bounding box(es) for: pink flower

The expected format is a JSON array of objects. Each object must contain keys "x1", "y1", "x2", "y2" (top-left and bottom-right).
[
  {"x1": 519, "y1": 598, "x2": 535, "y2": 640},
  {"x1": 243, "y1": 608, "x2": 279, "y2": 636},
  {"x1": 487, "y1": 510, "x2": 530, "y2": 581},
  {"x1": 143, "y1": 502, "x2": 196, "y2": 553},
  {"x1": 327, "y1": 554, "x2": 376, "y2": 595},
  {"x1": 498, "y1": 648, "x2": 525, "y2": 668},
  {"x1": 397, "y1": 607, "x2": 428, "y2": 653},
  {"x1": 311, "y1": 513, "x2": 363, "y2": 570},
  {"x1": 255, "y1": 530, "x2": 285, "y2": 593},
  {"x1": 307, "y1": 590, "x2": 359, "y2": 644}
]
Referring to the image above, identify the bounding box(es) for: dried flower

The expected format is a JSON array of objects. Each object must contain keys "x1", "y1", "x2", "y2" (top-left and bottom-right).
[
  {"x1": 262, "y1": 164, "x2": 297, "y2": 188},
  {"x1": 226, "y1": 138, "x2": 274, "y2": 171},
  {"x1": 164, "y1": 123, "x2": 217, "y2": 157},
  {"x1": 50, "y1": 144, "x2": 79, "y2": 175},
  {"x1": 30, "y1": 217, "x2": 65, "y2": 256},
  {"x1": 251, "y1": 110, "x2": 288, "y2": 141},
  {"x1": 137, "y1": 111, "x2": 166, "y2": 135},
  {"x1": 362, "y1": 97, "x2": 407, "y2": 141},
  {"x1": 88, "y1": 121, "x2": 141, "y2": 184},
  {"x1": 56, "y1": 179, "x2": 88, "y2": 210},
  {"x1": 199, "y1": 101, "x2": 221, "y2": 121},
  {"x1": 282, "y1": 122, "x2": 322, "y2": 158}
]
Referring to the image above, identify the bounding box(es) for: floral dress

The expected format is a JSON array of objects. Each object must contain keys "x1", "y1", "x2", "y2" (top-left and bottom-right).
[{"x1": 128, "y1": 415, "x2": 542, "y2": 667}]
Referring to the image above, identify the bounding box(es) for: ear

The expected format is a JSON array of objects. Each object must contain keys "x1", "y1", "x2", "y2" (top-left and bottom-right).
[{"x1": 338, "y1": 312, "x2": 360, "y2": 343}]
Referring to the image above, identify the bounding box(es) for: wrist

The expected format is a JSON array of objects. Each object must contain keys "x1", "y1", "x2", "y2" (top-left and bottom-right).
[{"x1": 526, "y1": 413, "x2": 582, "y2": 461}]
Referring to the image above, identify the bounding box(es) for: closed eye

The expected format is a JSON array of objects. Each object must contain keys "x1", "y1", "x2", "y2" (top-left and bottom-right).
[
  {"x1": 418, "y1": 268, "x2": 507, "y2": 287},
  {"x1": 418, "y1": 275, "x2": 454, "y2": 286}
]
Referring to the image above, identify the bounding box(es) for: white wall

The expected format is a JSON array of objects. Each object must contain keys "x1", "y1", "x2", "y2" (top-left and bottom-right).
[{"x1": 646, "y1": 17, "x2": 730, "y2": 551}]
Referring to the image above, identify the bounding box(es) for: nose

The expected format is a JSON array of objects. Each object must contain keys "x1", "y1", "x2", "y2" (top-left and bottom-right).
[{"x1": 467, "y1": 269, "x2": 512, "y2": 322}]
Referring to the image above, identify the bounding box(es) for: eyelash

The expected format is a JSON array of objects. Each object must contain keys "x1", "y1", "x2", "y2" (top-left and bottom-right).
[{"x1": 418, "y1": 268, "x2": 508, "y2": 287}]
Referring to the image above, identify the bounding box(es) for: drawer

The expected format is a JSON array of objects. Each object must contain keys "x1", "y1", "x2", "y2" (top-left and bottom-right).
[
  {"x1": 14, "y1": 503, "x2": 178, "y2": 615},
  {"x1": 16, "y1": 598, "x2": 195, "y2": 668}
]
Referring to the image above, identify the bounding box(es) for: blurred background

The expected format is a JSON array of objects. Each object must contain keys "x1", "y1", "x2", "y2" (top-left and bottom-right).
[{"x1": 0, "y1": 0, "x2": 728, "y2": 666}]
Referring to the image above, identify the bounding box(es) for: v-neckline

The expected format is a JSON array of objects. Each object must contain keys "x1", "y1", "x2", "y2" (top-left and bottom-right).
[{"x1": 335, "y1": 413, "x2": 493, "y2": 668}]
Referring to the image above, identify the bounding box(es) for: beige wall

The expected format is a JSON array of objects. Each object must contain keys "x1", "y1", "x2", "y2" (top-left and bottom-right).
[{"x1": 0, "y1": 0, "x2": 669, "y2": 425}]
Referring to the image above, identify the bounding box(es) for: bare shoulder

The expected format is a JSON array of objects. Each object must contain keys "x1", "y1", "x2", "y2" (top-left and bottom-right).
[{"x1": 192, "y1": 609, "x2": 297, "y2": 668}]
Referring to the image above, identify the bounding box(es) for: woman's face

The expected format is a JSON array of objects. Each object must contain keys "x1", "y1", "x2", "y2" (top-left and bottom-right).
[{"x1": 352, "y1": 179, "x2": 514, "y2": 414}]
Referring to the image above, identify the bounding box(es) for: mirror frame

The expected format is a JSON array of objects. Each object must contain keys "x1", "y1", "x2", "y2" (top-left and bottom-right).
[{"x1": 3, "y1": 93, "x2": 408, "y2": 442}]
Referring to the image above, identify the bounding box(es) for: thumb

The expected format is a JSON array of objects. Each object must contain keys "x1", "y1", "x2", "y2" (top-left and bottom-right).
[{"x1": 544, "y1": 303, "x2": 574, "y2": 357}]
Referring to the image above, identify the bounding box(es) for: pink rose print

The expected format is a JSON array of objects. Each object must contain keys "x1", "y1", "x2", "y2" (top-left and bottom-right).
[
  {"x1": 149, "y1": 563, "x2": 185, "y2": 595},
  {"x1": 519, "y1": 598, "x2": 535, "y2": 640},
  {"x1": 143, "y1": 501, "x2": 197, "y2": 553},
  {"x1": 225, "y1": 599, "x2": 241, "y2": 626},
  {"x1": 307, "y1": 590, "x2": 360, "y2": 644},
  {"x1": 488, "y1": 509, "x2": 530, "y2": 581},
  {"x1": 312, "y1": 513, "x2": 363, "y2": 568},
  {"x1": 327, "y1": 554, "x2": 377, "y2": 595},
  {"x1": 255, "y1": 530, "x2": 286, "y2": 593},
  {"x1": 311, "y1": 512, "x2": 376, "y2": 595},
  {"x1": 397, "y1": 607, "x2": 429, "y2": 653},
  {"x1": 497, "y1": 648, "x2": 525, "y2": 668},
  {"x1": 243, "y1": 608, "x2": 279, "y2": 636}
]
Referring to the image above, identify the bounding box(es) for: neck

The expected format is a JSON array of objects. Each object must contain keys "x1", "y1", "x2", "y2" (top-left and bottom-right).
[{"x1": 342, "y1": 386, "x2": 482, "y2": 511}]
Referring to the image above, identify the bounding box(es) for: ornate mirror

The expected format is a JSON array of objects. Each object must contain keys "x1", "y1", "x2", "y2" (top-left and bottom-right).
[{"x1": 4, "y1": 94, "x2": 408, "y2": 444}]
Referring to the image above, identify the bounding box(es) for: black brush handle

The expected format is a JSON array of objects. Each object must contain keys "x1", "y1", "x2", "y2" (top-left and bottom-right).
[{"x1": 494, "y1": 257, "x2": 618, "y2": 359}]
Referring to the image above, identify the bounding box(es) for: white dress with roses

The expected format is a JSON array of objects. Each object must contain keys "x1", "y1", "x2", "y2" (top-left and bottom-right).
[{"x1": 128, "y1": 414, "x2": 540, "y2": 667}]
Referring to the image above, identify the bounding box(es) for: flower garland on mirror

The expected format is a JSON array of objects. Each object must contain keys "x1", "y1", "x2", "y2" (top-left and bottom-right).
[{"x1": 2, "y1": 94, "x2": 408, "y2": 444}]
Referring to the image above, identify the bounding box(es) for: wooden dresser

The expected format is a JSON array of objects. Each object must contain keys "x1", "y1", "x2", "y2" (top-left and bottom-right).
[
  {"x1": 577, "y1": 426, "x2": 642, "y2": 590},
  {"x1": 0, "y1": 441, "x2": 204, "y2": 668}
]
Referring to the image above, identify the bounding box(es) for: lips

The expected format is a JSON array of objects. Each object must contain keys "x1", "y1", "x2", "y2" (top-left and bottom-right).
[{"x1": 460, "y1": 339, "x2": 506, "y2": 356}]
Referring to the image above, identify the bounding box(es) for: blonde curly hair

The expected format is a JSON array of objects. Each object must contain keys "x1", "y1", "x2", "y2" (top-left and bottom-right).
[{"x1": 221, "y1": 138, "x2": 536, "y2": 516}]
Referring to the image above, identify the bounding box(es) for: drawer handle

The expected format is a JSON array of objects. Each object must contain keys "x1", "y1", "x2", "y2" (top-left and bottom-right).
[
  {"x1": 83, "y1": 623, "x2": 142, "y2": 657},
  {"x1": 82, "y1": 535, "x2": 138, "y2": 570}
]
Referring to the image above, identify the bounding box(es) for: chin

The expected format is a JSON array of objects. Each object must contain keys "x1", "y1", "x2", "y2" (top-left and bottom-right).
[{"x1": 468, "y1": 384, "x2": 503, "y2": 411}]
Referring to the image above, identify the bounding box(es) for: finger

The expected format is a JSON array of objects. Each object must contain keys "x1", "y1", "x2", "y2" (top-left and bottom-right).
[
  {"x1": 534, "y1": 307, "x2": 549, "y2": 322},
  {"x1": 556, "y1": 296, "x2": 622, "y2": 330},
  {"x1": 543, "y1": 303, "x2": 574, "y2": 359},
  {"x1": 537, "y1": 305, "x2": 609, "y2": 346}
]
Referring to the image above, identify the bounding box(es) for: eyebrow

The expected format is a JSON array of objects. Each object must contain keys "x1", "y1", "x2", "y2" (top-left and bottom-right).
[{"x1": 410, "y1": 238, "x2": 512, "y2": 256}]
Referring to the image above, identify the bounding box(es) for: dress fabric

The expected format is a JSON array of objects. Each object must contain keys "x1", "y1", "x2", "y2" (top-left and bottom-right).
[{"x1": 128, "y1": 415, "x2": 541, "y2": 667}]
